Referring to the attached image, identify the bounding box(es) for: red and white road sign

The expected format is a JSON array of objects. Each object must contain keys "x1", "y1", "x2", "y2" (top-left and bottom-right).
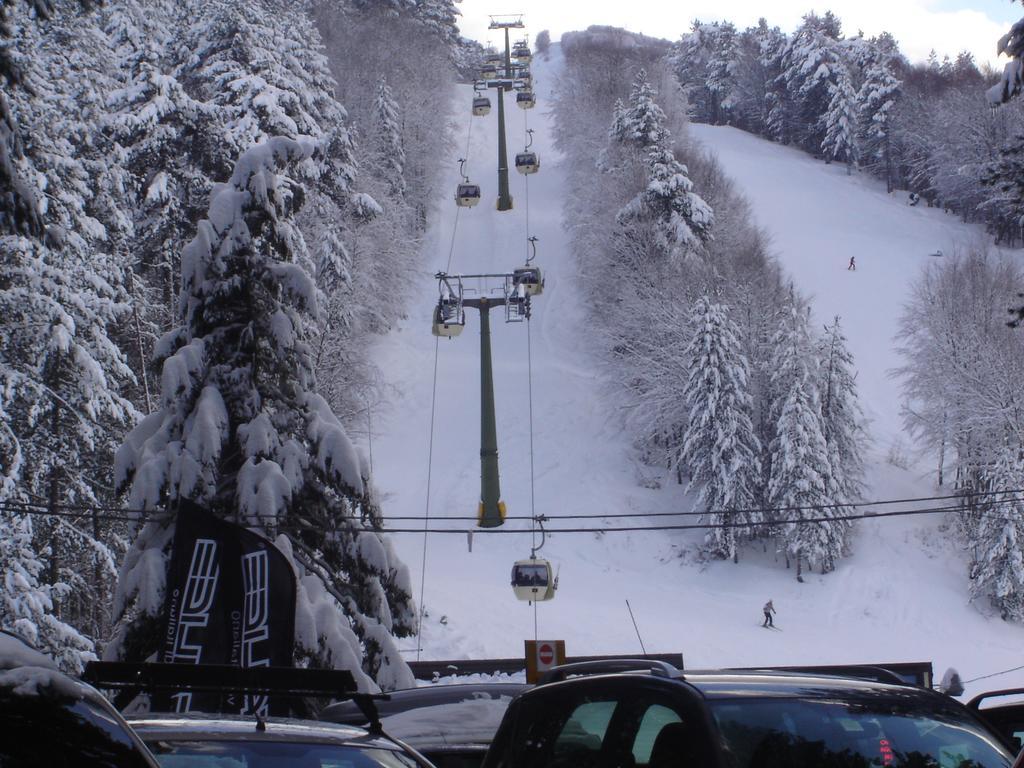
[{"x1": 538, "y1": 643, "x2": 555, "y2": 666}]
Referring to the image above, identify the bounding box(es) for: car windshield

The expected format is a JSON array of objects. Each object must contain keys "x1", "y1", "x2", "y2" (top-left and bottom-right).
[
  {"x1": 0, "y1": 691, "x2": 153, "y2": 768},
  {"x1": 710, "y1": 696, "x2": 1013, "y2": 768},
  {"x1": 147, "y1": 740, "x2": 420, "y2": 767}
]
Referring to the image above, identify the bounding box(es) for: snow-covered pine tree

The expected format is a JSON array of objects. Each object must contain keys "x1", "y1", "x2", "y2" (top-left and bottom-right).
[
  {"x1": 680, "y1": 297, "x2": 763, "y2": 561},
  {"x1": 672, "y1": 21, "x2": 738, "y2": 125},
  {"x1": 103, "y1": 0, "x2": 225, "y2": 337},
  {"x1": 821, "y1": 60, "x2": 859, "y2": 171},
  {"x1": 969, "y1": 452, "x2": 1024, "y2": 621},
  {"x1": 535, "y1": 29, "x2": 550, "y2": 57},
  {"x1": 0, "y1": 510, "x2": 95, "y2": 672},
  {"x1": 373, "y1": 75, "x2": 406, "y2": 199},
  {"x1": 1, "y1": 0, "x2": 137, "y2": 643},
  {"x1": 616, "y1": 70, "x2": 669, "y2": 148},
  {"x1": 780, "y1": 12, "x2": 848, "y2": 155},
  {"x1": 857, "y1": 35, "x2": 901, "y2": 191},
  {"x1": 757, "y1": 22, "x2": 792, "y2": 144},
  {"x1": 768, "y1": 367, "x2": 843, "y2": 579},
  {"x1": 108, "y1": 137, "x2": 415, "y2": 691},
  {"x1": 614, "y1": 70, "x2": 714, "y2": 261},
  {"x1": 988, "y1": 3, "x2": 1023, "y2": 105},
  {"x1": 766, "y1": 305, "x2": 845, "y2": 577},
  {"x1": 816, "y1": 317, "x2": 867, "y2": 505},
  {"x1": 982, "y1": 133, "x2": 1024, "y2": 248}
]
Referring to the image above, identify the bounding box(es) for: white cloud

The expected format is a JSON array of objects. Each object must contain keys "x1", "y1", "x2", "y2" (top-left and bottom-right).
[{"x1": 457, "y1": 0, "x2": 1017, "y2": 68}]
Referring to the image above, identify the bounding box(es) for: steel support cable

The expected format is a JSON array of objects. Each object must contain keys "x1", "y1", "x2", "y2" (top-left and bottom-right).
[
  {"x1": 415, "y1": 334, "x2": 441, "y2": 662},
  {"x1": 521, "y1": 105, "x2": 539, "y2": 641},
  {"x1": 415, "y1": 103, "x2": 476, "y2": 660}
]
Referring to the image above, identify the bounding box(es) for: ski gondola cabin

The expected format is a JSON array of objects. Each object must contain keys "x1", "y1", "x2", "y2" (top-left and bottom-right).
[
  {"x1": 472, "y1": 96, "x2": 492, "y2": 116},
  {"x1": 514, "y1": 46, "x2": 532, "y2": 63},
  {"x1": 516, "y1": 91, "x2": 536, "y2": 110},
  {"x1": 515, "y1": 151, "x2": 539, "y2": 175},
  {"x1": 455, "y1": 183, "x2": 481, "y2": 207},
  {"x1": 511, "y1": 558, "x2": 555, "y2": 602},
  {"x1": 513, "y1": 265, "x2": 543, "y2": 295},
  {"x1": 432, "y1": 303, "x2": 465, "y2": 338},
  {"x1": 480, "y1": 64, "x2": 497, "y2": 80}
]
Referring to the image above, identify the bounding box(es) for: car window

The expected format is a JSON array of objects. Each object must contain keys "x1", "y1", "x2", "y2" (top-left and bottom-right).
[
  {"x1": 551, "y1": 700, "x2": 616, "y2": 764},
  {"x1": 631, "y1": 704, "x2": 684, "y2": 763},
  {"x1": 711, "y1": 697, "x2": 1013, "y2": 768},
  {"x1": 0, "y1": 691, "x2": 153, "y2": 768},
  {"x1": 497, "y1": 686, "x2": 702, "y2": 768},
  {"x1": 148, "y1": 740, "x2": 420, "y2": 768}
]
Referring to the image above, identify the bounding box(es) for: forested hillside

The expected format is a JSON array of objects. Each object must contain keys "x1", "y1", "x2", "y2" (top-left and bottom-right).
[
  {"x1": 0, "y1": 0, "x2": 471, "y2": 687},
  {"x1": 554, "y1": 27, "x2": 868, "y2": 576}
]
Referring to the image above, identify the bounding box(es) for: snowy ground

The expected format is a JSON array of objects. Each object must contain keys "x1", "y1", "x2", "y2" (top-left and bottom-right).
[{"x1": 367, "y1": 44, "x2": 1024, "y2": 699}]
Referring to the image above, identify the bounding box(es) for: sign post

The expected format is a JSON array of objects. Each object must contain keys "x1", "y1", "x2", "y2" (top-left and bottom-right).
[{"x1": 525, "y1": 639, "x2": 566, "y2": 684}]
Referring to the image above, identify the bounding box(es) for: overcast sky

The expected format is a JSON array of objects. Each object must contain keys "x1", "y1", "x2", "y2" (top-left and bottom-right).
[{"x1": 457, "y1": 1, "x2": 1022, "y2": 68}]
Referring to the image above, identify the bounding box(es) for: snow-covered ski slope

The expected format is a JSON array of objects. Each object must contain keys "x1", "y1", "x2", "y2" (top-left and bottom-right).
[{"x1": 369, "y1": 44, "x2": 1024, "y2": 697}]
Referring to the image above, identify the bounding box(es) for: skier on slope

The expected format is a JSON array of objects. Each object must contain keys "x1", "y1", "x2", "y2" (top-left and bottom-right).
[
  {"x1": 847, "y1": 256, "x2": 856, "y2": 271},
  {"x1": 762, "y1": 599, "x2": 776, "y2": 628}
]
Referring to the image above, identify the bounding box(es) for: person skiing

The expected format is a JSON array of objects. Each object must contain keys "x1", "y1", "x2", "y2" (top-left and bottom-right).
[
  {"x1": 847, "y1": 256, "x2": 856, "y2": 271},
  {"x1": 762, "y1": 599, "x2": 776, "y2": 627}
]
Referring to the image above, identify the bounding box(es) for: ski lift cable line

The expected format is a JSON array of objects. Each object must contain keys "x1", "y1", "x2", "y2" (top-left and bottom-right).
[
  {"x1": 2, "y1": 487, "x2": 1024, "y2": 520},
  {"x1": 415, "y1": 333, "x2": 443, "y2": 663},
  {"x1": 415, "y1": 98, "x2": 474, "y2": 658}
]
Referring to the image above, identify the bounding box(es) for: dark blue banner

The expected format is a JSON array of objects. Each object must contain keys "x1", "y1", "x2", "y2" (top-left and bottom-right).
[{"x1": 159, "y1": 501, "x2": 296, "y2": 715}]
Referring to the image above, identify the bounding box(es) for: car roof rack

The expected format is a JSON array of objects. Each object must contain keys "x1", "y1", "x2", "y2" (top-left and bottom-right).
[
  {"x1": 539, "y1": 658, "x2": 683, "y2": 685},
  {"x1": 966, "y1": 687, "x2": 1024, "y2": 711},
  {"x1": 83, "y1": 662, "x2": 388, "y2": 733},
  {"x1": 731, "y1": 665, "x2": 910, "y2": 687}
]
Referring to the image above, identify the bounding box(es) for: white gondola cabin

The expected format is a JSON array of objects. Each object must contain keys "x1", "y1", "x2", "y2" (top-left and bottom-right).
[
  {"x1": 515, "y1": 151, "x2": 539, "y2": 175},
  {"x1": 432, "y1": 301, "x2": 464, "y2": 338},
  {"x1": 455, "y1": 183, "x2": 481, "y2": 207},
  {"x1": 511, "y1": 558, "x2": 556, "y2": 602},
  {"x1": 513, "y1": 46, "x2": 532, "y2": 63},
  {"x1": 516, "y1": 91, "x2": 536, "y2": 110},
  {"x1": 472, "y1": 96, "x2": 492, "y2": 116},
  {"x1": 513, "y1": 265, "x2": 543, "y2": 296},
  {"x1": 480, "y1": 64, "x2": 497, "y2": 80}
]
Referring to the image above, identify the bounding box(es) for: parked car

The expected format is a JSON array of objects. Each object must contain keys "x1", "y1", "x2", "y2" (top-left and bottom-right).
[
  {"x1": 968, "y1": 687, "x2": 1024, "y2": 754},
  {"x1": 129, "y1": 712, "x2": 434, "y2": 767},
  {"x1": 84, "y1": 660, "x2": 435, "y2": 767},
  {"x1": 481, "y1": 659, "x2": 1014, "y2": 768},
  {"x1": 0, "y1": 631, "x2": 159, "y2": 767},
  {"x1": 321, "y1": 682, "x2": 528, "y2": 767}
]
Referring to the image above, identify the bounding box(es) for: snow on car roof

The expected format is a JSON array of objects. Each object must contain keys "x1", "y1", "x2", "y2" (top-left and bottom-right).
[
  {"x1": 0, "y1": 633, "x2": 87, "y2": 699},
  {"x1": 127, "y1": 713, "x2": 379, "y2": 744},
  {"x1": 377, "y1": 694, "x2": 516, "y2": 746}
]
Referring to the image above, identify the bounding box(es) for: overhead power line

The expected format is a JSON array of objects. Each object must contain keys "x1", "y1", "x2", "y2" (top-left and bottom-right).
[{"x1": 2, "y1": 489, "x2": 1024, "y2": 534}]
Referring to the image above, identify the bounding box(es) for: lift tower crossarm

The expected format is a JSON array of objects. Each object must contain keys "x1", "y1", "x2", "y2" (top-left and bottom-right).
[{"x1": 487, "y1": 15, "x2": 525, "y2": 29}]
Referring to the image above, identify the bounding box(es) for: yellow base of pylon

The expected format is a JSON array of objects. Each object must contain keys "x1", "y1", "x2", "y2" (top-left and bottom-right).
[{"x1": 477, "y1": 500, "x2": 507, "y2": 528}]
